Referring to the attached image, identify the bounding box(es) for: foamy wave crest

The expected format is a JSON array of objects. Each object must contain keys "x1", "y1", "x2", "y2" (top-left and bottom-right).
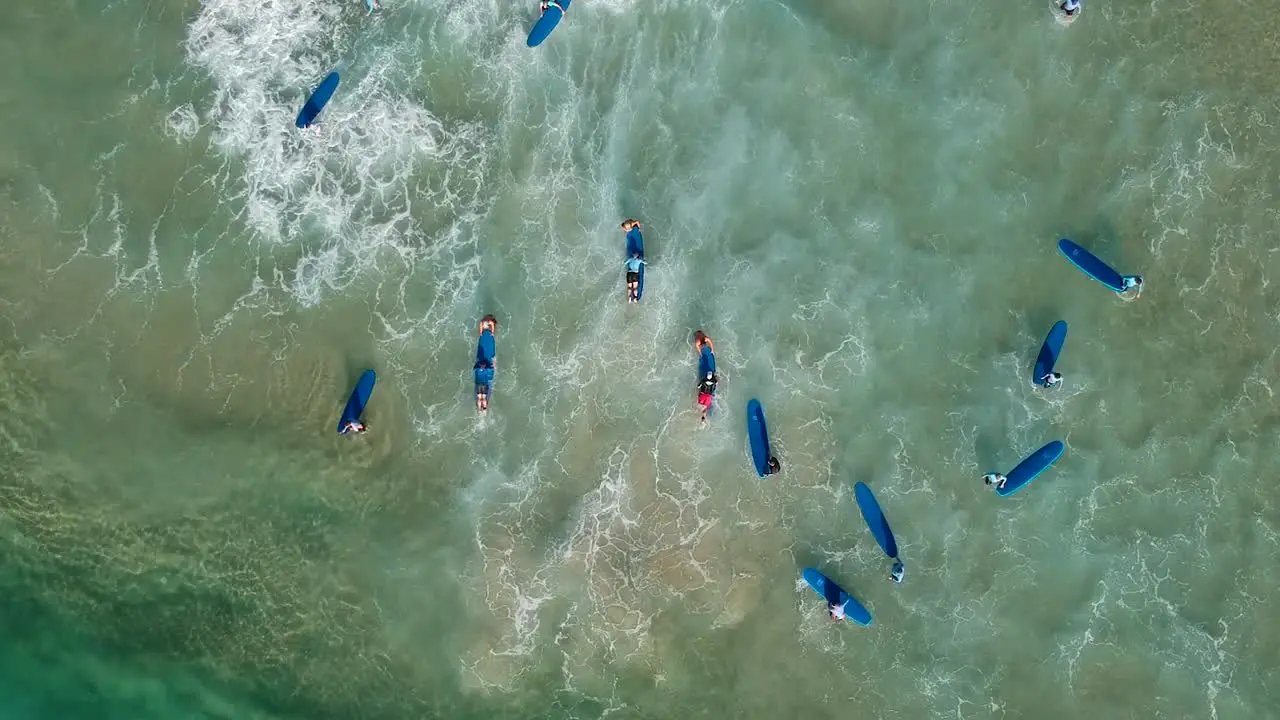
[{"x1": 183, "y1": 0, "x2": 491, "y2": 306}]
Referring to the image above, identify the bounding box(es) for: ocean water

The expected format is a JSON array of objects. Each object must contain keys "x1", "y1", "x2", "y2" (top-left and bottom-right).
[{"x1": 2, "y1": 0, "x2": 1280, "y2": 717}]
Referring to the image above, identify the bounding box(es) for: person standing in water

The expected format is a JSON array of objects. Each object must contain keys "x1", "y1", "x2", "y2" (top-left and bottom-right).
[
  {"x1": 982, "y1": 472, "x2": 1007, "y2": 491},
  {"x1": 1121, "y1": 275, "x2": 1143, "y2": 297},
  {"x1": 890, "y1": 560, "x2": 905, "y2": 584},
  {"x1": 1039, "y1": 371, "x2": 1063, "y2": 388},
  {"x1": 828, "y1": 599, "x2": 848, "y2": 622}
]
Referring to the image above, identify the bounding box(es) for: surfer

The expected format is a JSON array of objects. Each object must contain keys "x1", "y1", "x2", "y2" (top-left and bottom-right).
[
  {"x1": 341, "y1": 420, "x2": 367, "y2": 434},
  {"x1": 890, "y1": 560, "x2": 905, "y2": 584},
  {"x1": 766, "y1": 456, "x2": 781, "y2": 475},
  {"x1": 539, "y1": 0, "x2": 566, "y2": 14},
  {"x1": 827, "y1": 600, "x2": 849, "y2": 621},
  {"x1": 982, "y1": 472, "x2": 1007, "y2": 491},
  {"x1": 694, "y1": 330, "x2": 715, "y2": 354},
  {"x1": 1121, "y1": 275, "x2": 1143, "y2": 295},
  {"x1": 697, "y1": 372, "x2": 717, "y2": 423},
  {"x1": 1057, "y1": 0, "x2": 1081, "y2": 19},
  {"x1": 625, "y1": 253, "x2": 645, "y2": 303},
  {"x1": 475, "y1": 315, "x2": 497, "y2": 413},
  {"x1": 1038, "y1": 371, "x2": 1063, "y2": 388},
  {"x1": 475, "y1": 369, "x2": 491, "y2": 412},
  {"x1": 366, "y1": 0, "x2": 380, "y2": 11}
]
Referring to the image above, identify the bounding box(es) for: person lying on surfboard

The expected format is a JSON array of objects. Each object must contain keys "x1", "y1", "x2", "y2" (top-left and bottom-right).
[
  {"x1": 890, "y1": 560, "x2": 905, "y2": 584},
  {"x1": 982, "y1": 473, "x2": 1007, "y2": 491},
  {"x1": 694, "y1": 330, "x2": 714, "y2": 354},
  {"x1": 694, "y1": 331, "x2": 717, "y2": 421},
  {"x1": 697, "y1": 372, "x2": 717, "y2": 424},
  {"x1": 475, "y1": 370, "x2": 491, "y2": 412},
  {"x1": 475, "y1": 315, "x2": 498, "y2": 413},
  {"x1": 625, "y1": 253, "x2": 645, "y2": 303},
  {"x1": 1039, "y1": 371, "x2": 1063, "y2": 388}
]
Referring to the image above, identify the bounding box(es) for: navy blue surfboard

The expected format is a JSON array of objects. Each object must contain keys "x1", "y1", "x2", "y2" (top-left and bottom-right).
[
  {"x1": 1057, "y1": 239, "x2": 1129, "y2": 292},
  {"x1": 337, "y1": 369, "x2": 375, "y2": 433},
  {"x1": 527, "y1": 0, "x2": 572, "y2": 47},
  {"x1": 475, "y1": 328, "x2": 496, "y2": 393},
  {"x1": 625, "y1": 227, "x2": 645, "y2": 301},
  {"x1": 996, "y1": 440, "x2": 1065, "y2": 497},
  {"x1": 698, "y1": 345, "x2": 715, "y2": 377},
  {"x1": 854, "y1": 482, "x2": 899, "y2": 559},
  {"x1": 296, "y1": 71, "x2": 340, "y2": 129},
  {"x1": 1033, "y1": 320, "x2": 1068, "y2": 387},
  {"x1": 802, "y1": 568, "x2": 872, "y2": 626},
  {"x1": 746, "y1": 398, "x2": 772, "y2": 478}
]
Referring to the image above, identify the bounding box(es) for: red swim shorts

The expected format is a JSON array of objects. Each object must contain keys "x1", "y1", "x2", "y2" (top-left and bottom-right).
[{"x1": 697, "y1": 392, "x2": 713, "y2": 408}]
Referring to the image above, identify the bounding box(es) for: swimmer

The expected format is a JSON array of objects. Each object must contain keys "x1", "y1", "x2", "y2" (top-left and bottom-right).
[
  {"x1": 766, "y1": 456, "x2": 781, "y2": 475},
  {"x1": 982, "y1": 472, "x2": 1007, "y2": 491},
  {"x1": 539, "y1": 0, "x2": 566, "y2": 13},
  {"x1": 341, "y1": 420, "x2": 366, "y2": 434},
  {"x1": 1058, "y1": 0, "x2": 1081, "y2": 18},
  {"x1": 890, "y1": 560, "x2": 905, "y2": 584},
  {"x1": 1121, "y1": 275, "x2": 1143, "y2": 296},
  {"x1": 1039, "y1": 371, "x2": 1063, "y2": 388},
  {"x1": 365, "y1": 0, "x2": 380, "y2": 12}
]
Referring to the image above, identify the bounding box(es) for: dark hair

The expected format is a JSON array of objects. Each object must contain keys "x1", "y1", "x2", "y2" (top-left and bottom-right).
[
  {"x1": 768, "y1": 456, "x2": 781, "y2": 472},
  {"x1": 694, "y1": 330, "x2": 706, "y2": 344}
]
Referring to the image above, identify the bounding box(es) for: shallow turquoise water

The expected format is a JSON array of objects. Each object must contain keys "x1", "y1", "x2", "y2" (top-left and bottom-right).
[{"x1": 2, "y1": 0, "x2": 1280, "y2": 718}]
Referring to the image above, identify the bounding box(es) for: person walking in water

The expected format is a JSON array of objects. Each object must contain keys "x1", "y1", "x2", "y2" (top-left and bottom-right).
[
  {"x1": 828, "y1": 599, "x2": 848, "y2": 621},
  {"x1": 890, "y1": 560, "x2": 905, "y2": 584}
]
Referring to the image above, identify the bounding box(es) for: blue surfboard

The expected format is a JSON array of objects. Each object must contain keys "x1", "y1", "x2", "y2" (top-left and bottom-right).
[
  {"x1": 296, "y1": 71, "x2": 340, "y2": 129},
  {"x1": 1032, "y1": 320, "x2": 1068, "y2": 387},
  {"x1": 854, "y1": 482, "x2": 899, "y2": 559},
  {"x1": 527, "y1": 0, "x2": 572, "y2": 47},
  {"x1": 475, "y1": 328, "x2": 496, "y2": 392},
  {"x1": 802, "y1": 568, "x2": 872, "y2": 626},
  {"x1": 996, "y1": 440, "x2": 1065, "y2": 497},
  {"x1": 746, "y1": 398, "x2": 773, "y2": 478},
  {"x1": 698, "y1": 345, "x2": 715, "y2": 377},
  {"x1": 1057, "y1": 239, "x2": 1130, "y2": 292},
  {"x1": 337, "y1": 369, "x2": 375, "y2": 432},
  {"x1": 625, "y1": 226, "x2": 645, "y2": 301}
]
